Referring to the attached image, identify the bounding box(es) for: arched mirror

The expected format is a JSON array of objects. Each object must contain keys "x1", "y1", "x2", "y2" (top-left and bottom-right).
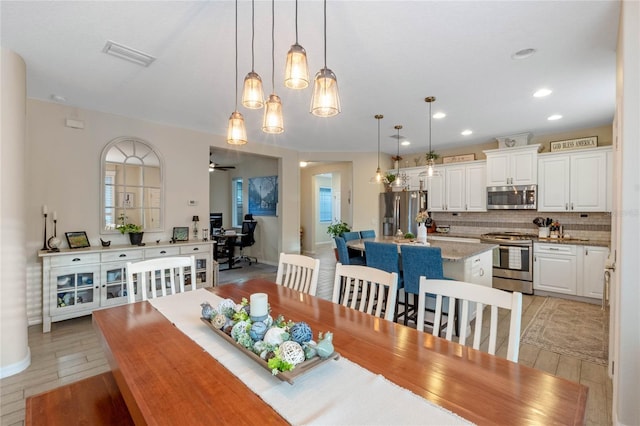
[{"x1": 101, "y1": 137, "x2": 164, "y2": 233}]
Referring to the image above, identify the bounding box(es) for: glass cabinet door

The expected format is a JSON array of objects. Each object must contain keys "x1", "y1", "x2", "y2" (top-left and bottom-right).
[
  {"x1": 185, "y1": 255, "x2": 209, "y2": 289},
  {"x1": 52, "y1": 267, "x2": 100, "y2": 313},
  {"x1": 102, "y1": 265, "x2": 131, "y2": 306}
]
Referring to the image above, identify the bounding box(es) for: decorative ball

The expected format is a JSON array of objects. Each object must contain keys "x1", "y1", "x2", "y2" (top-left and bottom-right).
[
  {"x1": 249, "y1": 321, "x2": 268, "y2": 341},
  {"x1": 263, "y1": 327, "x2": 286, "y2": 346},
  {"x1": 231, "y1": 320, "x2": 250, "y2": 341},
  {"x1": 211, "y1": 313, "x2": 227, "y2": 329},
  {"x1": 279, "y1": 341, "x2": 305, "y2": 365},
  {"x1": 217, "y1": 298, "x2": 236, "y2": 318},
  {"x1": 48, "y1": 236, "x2": 61, "y2": 249},
  {"x1": 290, "y1": 322, "x2": 313, "y2": 344},
  {"x1": 200, "y1": 302, "x2": 214, "y2": 319}
]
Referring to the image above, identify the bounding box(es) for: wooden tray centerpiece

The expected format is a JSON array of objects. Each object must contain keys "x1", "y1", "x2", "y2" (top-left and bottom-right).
[{"x1": 200, "y1": 293, "x2": 339, "y2": 384}]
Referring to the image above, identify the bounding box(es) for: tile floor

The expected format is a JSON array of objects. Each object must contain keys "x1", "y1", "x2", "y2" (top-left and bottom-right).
[{"x1": 0, "y1": 244, "x2": 612, "y2": 425}]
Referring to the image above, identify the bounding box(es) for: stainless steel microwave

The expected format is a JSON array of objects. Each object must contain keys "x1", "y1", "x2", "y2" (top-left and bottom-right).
[{"x1": 487, "y1": 185, "x2": 537, "y2": 210}]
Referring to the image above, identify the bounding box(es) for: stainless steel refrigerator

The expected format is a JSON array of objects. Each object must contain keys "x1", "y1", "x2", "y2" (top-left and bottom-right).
[{"x1": 379, "y1": 191, "x2": 427, "y2": 237}]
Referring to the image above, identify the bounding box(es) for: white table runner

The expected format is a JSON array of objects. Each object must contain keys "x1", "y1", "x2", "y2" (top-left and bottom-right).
[{"x1": 149, "y1": 289, "x2": 473, "y2": 425}]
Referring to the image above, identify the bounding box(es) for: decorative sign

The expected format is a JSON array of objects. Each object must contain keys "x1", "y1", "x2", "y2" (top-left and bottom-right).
[
  {"x1": 550, "y1": 136, "x2": 598, "y2": 152},
  {"x1": 442, "y1": 154, "x2": 475, "y2": 164}
]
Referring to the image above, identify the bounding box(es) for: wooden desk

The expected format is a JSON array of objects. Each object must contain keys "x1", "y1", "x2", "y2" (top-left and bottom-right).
[
  {"x1": 211, "y1": 233, "x2": 245, "y2": 270},
  {"x1": 93, "y1": 280, "x2": 587, "y2": 425}
]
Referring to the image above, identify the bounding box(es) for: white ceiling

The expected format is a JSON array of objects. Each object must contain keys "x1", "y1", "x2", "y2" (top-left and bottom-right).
[{"x1": 1, "y1": 1, "x2": 619, "y2": 160}]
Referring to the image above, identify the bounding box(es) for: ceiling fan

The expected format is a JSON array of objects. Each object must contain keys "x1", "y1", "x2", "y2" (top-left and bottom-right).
[{"x1": 209, "y1": 161, "x2": 236, "y2": 172}]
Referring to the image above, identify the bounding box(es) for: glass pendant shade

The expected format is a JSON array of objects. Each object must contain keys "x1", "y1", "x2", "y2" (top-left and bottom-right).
[
  {"x1": 284, "y1": 44, "x2": 309, "y2": 89},
  {"x1": 242, "y1": 71, "x2": 264, "y2": 109},
  {"x1": 262, "y1": 94, "x2": 284, "y2": 134},
  {"x1": 310, "y1": 67, "x2": 341, "y2": 117},
  {"x1": 227, "y1": 111, "x2": 247, "y2": 145},
  {"x1": 369, "y1": 167, "x2": 389, "y2": 184},
  {"x1": 426, "y1": 158, "x2": 436, "y2": 177}
]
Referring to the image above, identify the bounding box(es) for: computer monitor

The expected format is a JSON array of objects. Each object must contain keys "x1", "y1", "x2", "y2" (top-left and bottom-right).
[{"x1": 210, "y1": 213, "x2": 222, "y2": 232}]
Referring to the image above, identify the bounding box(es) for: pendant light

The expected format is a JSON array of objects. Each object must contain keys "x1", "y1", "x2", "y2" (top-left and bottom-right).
[
  {"x1": 262, "y1": 0, "x2": 284, "y2": 133},
  {"x1": 227, "y1": 0, "x2": 247, "y2": 145},
  {"x1": 391, "y1": 125, "x2": 404, "y2": 188},
  {"x1": 420, "y1": 96, "x2": 440, "y2": 177},
  {"x1": 310, "y1": 0, "x2": 340, "y2": 117},
  {"x1": 284, "y1": 0, "x2": 309, "y2": 89},
  {"x1": 242, "y1": 0, "x2": 264, "y2": 109},
  {"x1": 369, "y1": 114, "x2": 388, "y2": 184}
]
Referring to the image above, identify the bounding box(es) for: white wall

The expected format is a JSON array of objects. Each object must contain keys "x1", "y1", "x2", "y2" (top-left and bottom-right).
[
  {"x1": 1, "y1": 48, "x2": 30, "y2": 377},
  {"x1": 613, "y1": 2, "x2": 640, "y2": 424},
  {"x1": 24, "y1": 100, "x2": 299, "y2": 324}
]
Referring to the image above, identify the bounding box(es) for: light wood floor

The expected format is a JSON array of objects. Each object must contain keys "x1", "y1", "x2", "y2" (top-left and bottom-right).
[{"x1": 1, "y1": 245, "x2": 612, "y2": 425}]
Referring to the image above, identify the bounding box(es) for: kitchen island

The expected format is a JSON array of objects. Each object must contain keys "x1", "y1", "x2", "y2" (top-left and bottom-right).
[{"x1": 347, "y1": 238, "x2": 497, "y2": 288}]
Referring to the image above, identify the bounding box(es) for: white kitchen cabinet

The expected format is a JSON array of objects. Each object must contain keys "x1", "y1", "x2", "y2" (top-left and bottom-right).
[
  {"x1": 443, "y1": 250, "x2": 493, "y2": 288},
  {"x1": 538, "y1": 147, "x2": 610, "y2": 212},
  {"x1": 484, "y1": 145, "x2": 540, "y2": 186},
  {"x1": 427, "y1": 162, "x2": 486, "y2": 212},
  {"x1": 534, "y1": 243, "x2": 608, "y2": 300},
  {"x1": 533, "y1": 243, "x2": 578, "y2": 295},
  {"x1": 579, "y1": 245, "x2": 609, "y2": 299},
  {"x1": 40, "y1": 241, "x2": 217, "y2": 332}
]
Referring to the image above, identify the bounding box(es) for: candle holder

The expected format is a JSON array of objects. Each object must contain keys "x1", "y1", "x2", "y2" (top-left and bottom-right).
[{"x1": 41, "y1": 213, "x2": 48, "y2": 250}]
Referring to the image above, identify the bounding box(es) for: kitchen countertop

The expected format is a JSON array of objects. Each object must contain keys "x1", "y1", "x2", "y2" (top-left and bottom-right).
[
  {"x1": 427, "y1": 233, "x2": 610, "y2": 248},
  {"x1": 347, "y1": 237, "x2": 497, "y2": 262}
]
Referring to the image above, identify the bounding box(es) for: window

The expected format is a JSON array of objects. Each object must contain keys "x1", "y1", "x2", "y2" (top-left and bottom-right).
[
  {"x1": 104, "y1": 171, "x2": 116, "y2": 229},
  {"x1": 319, "y1": 187, "x2": 332, "y2": 223},
  {"x1": 232, "y1": 178, "x2": 243, "y2": 228}
]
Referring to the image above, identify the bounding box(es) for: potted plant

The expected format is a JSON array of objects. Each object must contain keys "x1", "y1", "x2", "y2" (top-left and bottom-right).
[
  {"x1": 425, "y1": 150, "x2": 439, "y2": 161},
  {"x1": 117, "y1": 214, "x2": 144, "y2": 245},
  {"x1": 384, "y1": 173, "x2": 396, "y2": 191},
  {"x1": 327, "y1": 221, "x2": 351, "y2": 238}
]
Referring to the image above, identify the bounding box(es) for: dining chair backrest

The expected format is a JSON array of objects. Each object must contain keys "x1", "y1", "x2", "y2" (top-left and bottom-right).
[
  {"x1": 126, "y1": 255, "x2": 196, "y2": 303},
  {"x1": 334, "y1": 237, "x2": 366, "y2": 266},
  {"x1": 275, "y1": 252, "x2": 320, "y2": 296},
  {"x1": 417, "y1": 278, "x2": 523, "y2": 362},
  {"x1": 332, "y1": 263, "x2": 398, "y2": 321},
  {"x1": 341, "y1": 231, "x2": 361, "y2": 242},
  {"x1": 359, "y1": 229, "x2": 376, "y2": 239},
  {"x1": 400, "y1": 245, "x2": 446, "y2": 295}
]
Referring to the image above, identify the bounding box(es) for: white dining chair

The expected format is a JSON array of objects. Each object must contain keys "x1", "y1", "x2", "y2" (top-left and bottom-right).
[
  {"x1": 417, "y1": 278, "x2": 523, "y2": 362},
  {"x1": 275, "y1": 253, "x2": 320, "y2": 296},
  {"x1": 332, "y1": 263, "x2": 398, "y2": 322},
  {"x1": 126, "y1": 255, "x2": 196, "y2": 303}
]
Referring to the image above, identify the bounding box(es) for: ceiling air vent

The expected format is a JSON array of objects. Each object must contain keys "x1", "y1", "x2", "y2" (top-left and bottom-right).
[{"x1": 102, "y1": 40, "x2": 156, "y2": 67}]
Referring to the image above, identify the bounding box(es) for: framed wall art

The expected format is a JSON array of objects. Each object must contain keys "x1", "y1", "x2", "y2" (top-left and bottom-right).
[
  {"x1": 248, "y1": 175, "x2": 278, "y2": 216},
  {"x1": 65, "y1": 231, "x2": 91, "y2": 249}
]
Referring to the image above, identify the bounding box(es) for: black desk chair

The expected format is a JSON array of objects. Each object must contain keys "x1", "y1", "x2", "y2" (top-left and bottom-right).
[{"x1": 234, "y1": 219, "x2": 257, "y2": 265}]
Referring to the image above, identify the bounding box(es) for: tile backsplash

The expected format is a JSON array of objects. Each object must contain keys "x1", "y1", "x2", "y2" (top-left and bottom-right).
[{"x1": 431, "y1": 211, "x2": 611, "y2": 242}]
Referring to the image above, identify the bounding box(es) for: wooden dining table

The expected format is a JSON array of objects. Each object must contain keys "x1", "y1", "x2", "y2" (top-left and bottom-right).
[{"x1": 92, "y1": 279, "x2": 587, "y2": 425}]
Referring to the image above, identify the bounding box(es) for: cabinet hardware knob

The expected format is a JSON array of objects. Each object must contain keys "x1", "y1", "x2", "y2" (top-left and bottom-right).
[
  {"x1": 72, "y1": 258, "x2": 80, "y2": 262},
  {"x1": 479, "y1": 268, "x2": 484, "y2": 276},
  {"x1": 549, "y1": 247, "x2": 559, "y2": 251},
  {"x1": 193, "y1": 248, "x2": 199, "y2": 251},
  {"x1": 160, "y1": 250, "x2": 166, "y2": 254},
  {"x1": 565, "y1": 203, "x2": 568, "y2": 210},
  {"x1": 571, "y1": 203, "x2": 574, "y2": 210},
  {"x1": 119, "y1": 254, "x2": 126, "y2": 257}
]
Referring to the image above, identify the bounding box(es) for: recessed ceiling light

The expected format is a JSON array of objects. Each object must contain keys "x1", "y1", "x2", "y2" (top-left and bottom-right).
[
  {"x1": 548, "y1": 114, "x2": 563, "y2": 121},
  {"x1": 461, "y1": 130, "x2": 473, "y2": 136},
  {"x1": 50, "y1": 94, "x2": 66, "y2": 103},
  {"x1": 299, "y1": 161, "x2": 308, "y2": 167},
  {"x1": 401, "y1": 140, "x2": 411, "y2": 146},
  {"x1": 511, "y1": 48, "x2": 537, "y2": 60},
  {"x1": 433, "y1": 112, "x2": 446, "y2": 119},
  {"x1": 533, "y1": 88, "x2": 552, "y2": 98}
]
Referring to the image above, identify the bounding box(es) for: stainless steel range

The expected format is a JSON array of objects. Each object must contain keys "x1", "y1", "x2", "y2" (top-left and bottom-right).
[{"x1": 480, "y1": 232, "x2": 537, "y2": 294}]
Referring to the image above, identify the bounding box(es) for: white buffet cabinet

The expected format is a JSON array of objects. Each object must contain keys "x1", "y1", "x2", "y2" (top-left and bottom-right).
[
  {"x1": 533, "y1": 243, "x2": 608, "y2": 301},
  {"x1": 39, "y1": 241, "x2": 218, "y2": 332}
]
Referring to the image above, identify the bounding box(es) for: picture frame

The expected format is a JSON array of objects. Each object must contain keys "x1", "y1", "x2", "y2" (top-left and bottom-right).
[
  {"x1": 65, "y1": 231, "x2": 91, "y2": 249},
  {"x1": 248, "y1": 175, "x2": 278, "y2": 216},
  {"x1": 172, "y1": 226, "x2": 189, "y2": 241},
  {"x1": 550, "y1": 136, "x2": 598, "y2": 152}
]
